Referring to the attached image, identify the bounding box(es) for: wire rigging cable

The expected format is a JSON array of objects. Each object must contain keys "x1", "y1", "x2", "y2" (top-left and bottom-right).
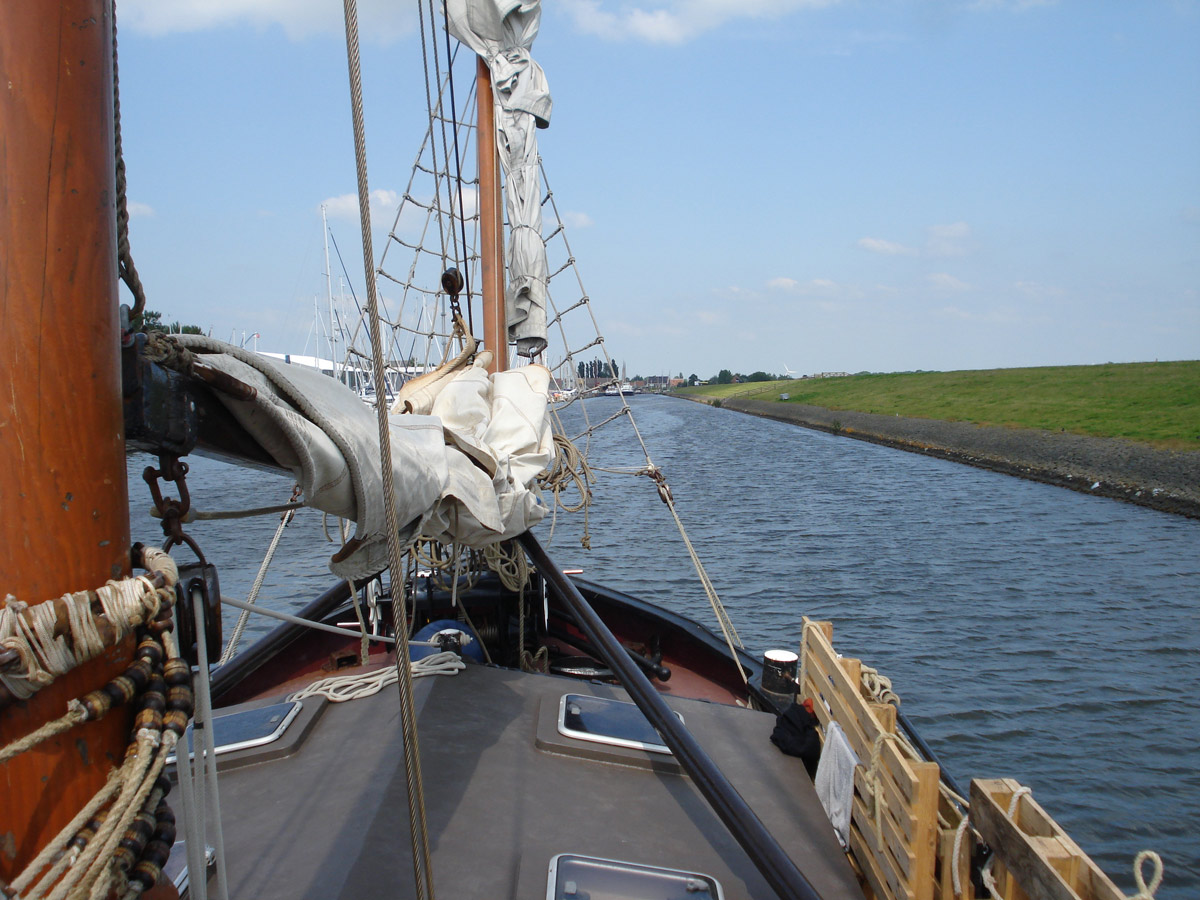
[{"x1": 339, "y1": 0, "x2": 436, "y2": 896}]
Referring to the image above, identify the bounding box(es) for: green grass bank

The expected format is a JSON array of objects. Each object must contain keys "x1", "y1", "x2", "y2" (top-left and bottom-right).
[{"x1": 677, "y1": 361, "x2": 1200, "y2": 450}]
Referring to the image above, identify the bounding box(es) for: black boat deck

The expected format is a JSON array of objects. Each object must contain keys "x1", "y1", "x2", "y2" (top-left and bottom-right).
[{"x1": 205, "y1": 662, "x2": 862, "y2": 899}]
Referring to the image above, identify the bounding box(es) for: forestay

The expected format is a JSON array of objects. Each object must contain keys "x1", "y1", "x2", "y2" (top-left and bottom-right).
[
  {"x1": 174, "y1": 335, "x2": 552, "y2": 580},
  {"x1": 444, "y1": 0, "x2": 551, "y2": 358}
]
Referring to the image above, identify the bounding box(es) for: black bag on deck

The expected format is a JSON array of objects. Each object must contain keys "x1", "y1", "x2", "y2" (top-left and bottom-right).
[{"x1": 770, "y1": 699, "x2": 821, "y2": 779}]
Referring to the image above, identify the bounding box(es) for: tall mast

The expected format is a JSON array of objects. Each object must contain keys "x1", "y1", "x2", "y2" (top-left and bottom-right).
[
  {"x1": 476, "y1": 57, "x2": 506, "y2": 374},
  {"x1": 0, "y1": 1, "x2": 133, "y2": 879}
]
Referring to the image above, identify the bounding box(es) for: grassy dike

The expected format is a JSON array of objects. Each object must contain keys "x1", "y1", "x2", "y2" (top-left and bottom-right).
[{"x1": 674, "y1": 361, "x2": 1200, "y2": 517}]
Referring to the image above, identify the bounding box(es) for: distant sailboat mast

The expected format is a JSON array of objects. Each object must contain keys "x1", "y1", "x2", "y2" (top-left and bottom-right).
[{"x1": 322, "y1": 204, "x2": 339, "y2": 383}]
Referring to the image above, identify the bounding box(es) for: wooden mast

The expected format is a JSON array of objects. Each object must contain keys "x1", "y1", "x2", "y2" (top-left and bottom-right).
[
  {"x1": 476, "y1": 56, "x2": 507, "y2": 374},
  {"x1": 0, "y1": 1, "x2": 134, "y2": 879}
]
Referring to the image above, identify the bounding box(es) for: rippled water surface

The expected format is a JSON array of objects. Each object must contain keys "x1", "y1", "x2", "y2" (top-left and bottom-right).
[{"x1": 129, "y1": 396, "x2": 1200, "y2": 895}]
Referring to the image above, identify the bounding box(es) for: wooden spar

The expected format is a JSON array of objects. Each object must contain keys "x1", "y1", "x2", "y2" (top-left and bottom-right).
[
  {"x1": 476, "y1": 56, "x2": 507, "y2": 374},
  {"x1": 0, "y1": 0, "x2": 134, "y2": 880}
]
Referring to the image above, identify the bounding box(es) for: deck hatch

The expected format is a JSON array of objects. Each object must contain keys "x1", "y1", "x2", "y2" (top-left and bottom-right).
[
  {"x1": 170, "y1": 700, "x2": 302, "y2": 762},
  {"x1": 557, "y1": 693, "x2": 681, "y2": 755},
  {"x1": 546, "y1": 853, "x2": 723, "y2": 899}
]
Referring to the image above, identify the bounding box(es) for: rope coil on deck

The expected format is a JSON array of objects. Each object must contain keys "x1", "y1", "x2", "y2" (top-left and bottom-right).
[{"x1": 286, "y1": 652, "x2": 466, "y2": 703}]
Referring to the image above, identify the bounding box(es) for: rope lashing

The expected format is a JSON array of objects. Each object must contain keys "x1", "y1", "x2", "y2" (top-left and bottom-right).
[
  {"x1": 140, "y1": 331, "x2": 197, "y2": 373},
  {"x1": 860, "y1": 664, "x2": 900, "y2": 707},
  {"x1": 0, "y1": 547, "x2": 178, "y2": 703},
  {"x1": 866, "y1": 730, "x2": 907, "y2": 837},
  {"x1": 7, "y1": 604, "x2": 191, "y2": 900}
]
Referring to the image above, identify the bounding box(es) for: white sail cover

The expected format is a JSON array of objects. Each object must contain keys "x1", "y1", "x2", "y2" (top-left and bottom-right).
[
  {"x1": 445, "y1": 0, "x2": 551, "y2": 358},
  {"x1": 174, "y1": 336, "x2": 551, "y2": 581}
]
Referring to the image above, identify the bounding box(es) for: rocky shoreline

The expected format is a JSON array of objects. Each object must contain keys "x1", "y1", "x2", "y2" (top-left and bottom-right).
[{"x1": 687, "y1": 395, "x2": 1200, "y2": 519}]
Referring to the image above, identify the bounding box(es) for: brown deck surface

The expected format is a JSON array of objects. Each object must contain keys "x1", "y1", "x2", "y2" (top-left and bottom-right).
[{"x1": 206, "y1": 663, "x2": 862, "y2": 899}]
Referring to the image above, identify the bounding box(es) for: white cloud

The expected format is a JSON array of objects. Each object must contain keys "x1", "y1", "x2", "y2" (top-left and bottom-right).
[
  {"x1": 858, "y1": 236, "x2": 917, "y2": 256},
  {"x1": 321, "y1": 189, "x2": 401, "y2": 221},
  {"x1": 121, "y1": 0, "x2": 415, "y2": 43},
  {"x1": 768, "y1": 277, "x2": 799, "y2": 290},
  {"x1": 562, "y1": 0, "x2": 841, "y2": 44},
  {"x1": 563, "y1": 211, "x2": 594, "y2": 229},
  {"x1": 697, "y1": 310, "x2": 724, "y2": 325},
  {"x1": 926, "y1": 222, "x2": 971, "y2": 257},
  {"x1": 127, "y1": 201, "x2": 155, "y2": 218},
  {"x1": 927, "y1": 272, "x2": 972, "y2": 291},
  {"x1": 857, "y1": 224, "x2": 972, "y2": 258}
]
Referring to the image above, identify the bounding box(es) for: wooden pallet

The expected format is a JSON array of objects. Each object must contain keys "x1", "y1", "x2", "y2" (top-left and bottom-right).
[
  {"x1": 799, "y1": 619, "x2": 941, "y2": 900},
  {"x1": 970, "y1": 778, "x2": 1128, "y2": 900},
  {"x1": 797, "y1": 619, "x2": 1134, "y2": 900}
]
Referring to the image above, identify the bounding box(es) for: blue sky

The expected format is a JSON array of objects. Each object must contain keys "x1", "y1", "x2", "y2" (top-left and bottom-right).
[{"x1": 117, "y1": 0, "x2": 1199, "y2": 378}]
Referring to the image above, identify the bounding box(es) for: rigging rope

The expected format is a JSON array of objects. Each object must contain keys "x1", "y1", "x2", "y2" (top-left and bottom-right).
[
  {"x1": 340, "y1": 0, "x2": 435, "y2": 895},
  {"x1": 219, "y1": 489, "x2": 300, "y2": 664},
  {"x1": 112, "y1": 3, "x2": 147, "y2": 321}
]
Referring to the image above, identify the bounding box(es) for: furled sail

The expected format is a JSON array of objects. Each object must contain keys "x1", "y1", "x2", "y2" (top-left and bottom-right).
[
  {"x1": 174, "y1": 336, "x2": 551, "y2": 581},
  {"x1": 445, "y1": 0, "x2": 551, "y2": 358}
]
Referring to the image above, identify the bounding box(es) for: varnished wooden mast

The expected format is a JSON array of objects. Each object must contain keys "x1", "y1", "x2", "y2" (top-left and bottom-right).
[
  {"x1": 476, "y1": 56, "x2": 507, "y2": 374},
  {"x1": 0, "y1": 0, "x2": 134, "y2": 879}
]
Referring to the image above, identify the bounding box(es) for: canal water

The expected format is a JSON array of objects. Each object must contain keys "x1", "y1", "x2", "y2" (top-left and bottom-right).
[{"x1": 129, "y1": 394, "x2": 1200, "y2": 896}]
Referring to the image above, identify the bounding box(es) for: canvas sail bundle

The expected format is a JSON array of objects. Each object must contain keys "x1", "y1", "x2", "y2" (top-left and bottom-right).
[
  {"x1": 444, "y1": 0, "x2": 551, "y2": 358},
  {"x1": 174, "y1": 336, "x2": 551, "y2": 580}
]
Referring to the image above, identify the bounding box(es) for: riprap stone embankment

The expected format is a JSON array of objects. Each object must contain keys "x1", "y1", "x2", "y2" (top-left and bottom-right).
[{"x1": 696, "y1": 396, "x2": 1200, "y2": 518}]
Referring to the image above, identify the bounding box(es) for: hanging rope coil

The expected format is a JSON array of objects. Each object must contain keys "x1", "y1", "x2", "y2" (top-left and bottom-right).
[
  {"x1": 538, "y1": 432, "x2": 594, "y2": 514},
  {"x1": 483, "y1": 540, "x2": 530, "y2": 592}
]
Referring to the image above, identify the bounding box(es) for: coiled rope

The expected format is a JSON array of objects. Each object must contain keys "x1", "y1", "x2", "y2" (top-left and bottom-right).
[{"x1": 287, "y1": 652, "x2": 466, "y2": 704}]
